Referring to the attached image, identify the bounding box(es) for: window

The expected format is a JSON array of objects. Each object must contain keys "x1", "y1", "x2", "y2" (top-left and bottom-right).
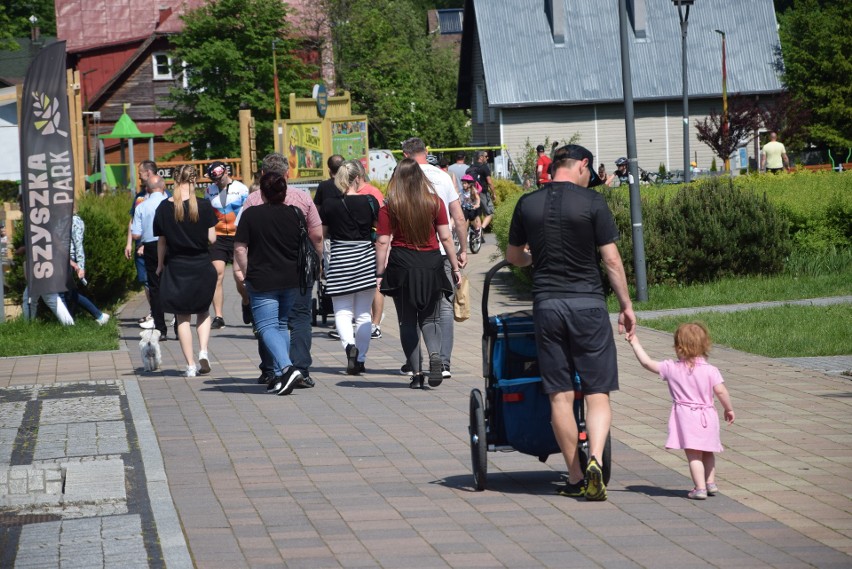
[{"x1": 152, "y1": 52, "x2": 173, "y2": 80}]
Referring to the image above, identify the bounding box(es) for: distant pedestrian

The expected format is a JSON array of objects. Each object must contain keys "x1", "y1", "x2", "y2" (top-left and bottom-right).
[
  {"x1": 65, "y1": 212, "x2": 110, "y2": 325},
  {"x1": 626, "y1": 323, "x2": 735, "y2": 500},
  {"x1": 447, "y1": 151, "x2": 468, "y2": 194},
  {"x1": 761, "y1": 132, "x2": 789, "y2": 173},
  {"x1": 535, "y1": 144, "x2": 552, "y2": 187},
  {"x1": 467, "y1": 151, "x2": 495, "y2": 233}
]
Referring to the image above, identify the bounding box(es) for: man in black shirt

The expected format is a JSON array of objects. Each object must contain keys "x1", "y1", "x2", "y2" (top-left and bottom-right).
[
  {"x1": 313, "y1": 154, "x2": 345, "y2": 215},
  {"x1": 467, "y1": 150, "x2": 495, "y2": 234},
  {"x1": 506, "y1": 144, "x2": 635, "y2": 501}
]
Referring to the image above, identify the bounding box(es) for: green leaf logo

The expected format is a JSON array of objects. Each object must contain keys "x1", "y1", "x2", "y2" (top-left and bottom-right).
[{"x1": 31, "y1": 91, "x2": 68, "y2": 137}]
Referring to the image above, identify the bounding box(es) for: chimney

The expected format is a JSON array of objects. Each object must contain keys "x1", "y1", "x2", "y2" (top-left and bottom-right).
[
  {"x1": 628, "y1": 0, "x2": 647, "y2": 39},
  {"x1": 157, "y1": 7, "x2": 173, "y2": 28},
  {"x1": 545, "y1": 0, "x2": 565, "y2": 45}
]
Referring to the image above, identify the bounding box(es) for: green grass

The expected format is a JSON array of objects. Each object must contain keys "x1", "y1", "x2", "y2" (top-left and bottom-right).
[
  {"x1": 607, "y1": 267, "x2": 852, "y2": 312},
  {"x1": 635, "y1": 303, "x2": 852, "y2": 358},
  {"x1": 0, "y1": 316, "x2": 119, "y2": 357}
]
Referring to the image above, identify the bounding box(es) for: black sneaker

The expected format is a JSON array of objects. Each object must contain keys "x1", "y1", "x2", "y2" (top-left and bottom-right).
[
  {"x1": 441, "y1": 363, "x2": 451, "y2": 379},
  {"x1": 258, "y1": 371, "x2": 275, "y2": 385},
  {"x1": 371, "y1": 325, "x2": 382, "y2": 339},
  {"x1": 269, "y1": 367, "x2": 302, "y2": 396},
  {"x1": 400, "y1": 363, "x2": 413, "y2": 376},
  {"x1": 585, "y1": 456, "x2": 607, "y2": 501},
  {"x1": 556, "y1": 479, "x2": 587, "y2": 498},
  {"x1": 295, "y1": 375, "x2": 315, "y2": 389},
  {"x1": 328, "y1": 329, "x2": 340, "y2": 340},
  {"x1": 356, "y1": 362, "x2": 366, "y2": 374},
  {"x1": 427, "y1": 352, "x2": 443, "y2": 387},
  {"x1": 241, "y1": 303, "x2": 253, "y2": 325},
  {"x1": 211, "y1": 316, "x2": 226, "y2": 330},
  {"x1": 346, "y1": 344, "x2": 360, "y2": 375}
]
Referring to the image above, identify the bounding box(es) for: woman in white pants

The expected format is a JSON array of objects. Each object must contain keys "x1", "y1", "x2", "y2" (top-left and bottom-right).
[{"x1": 322, "y1": 160, "x2": 381, "y2": 375}]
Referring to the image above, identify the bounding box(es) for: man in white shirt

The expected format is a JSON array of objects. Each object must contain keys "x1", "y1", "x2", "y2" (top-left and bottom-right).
[
  {"x1": 401, "y1": 137, "x2": 467, "y2": 380},
  {"x1": 761, "y1": 132, "x2": 789, "y2": 173}
]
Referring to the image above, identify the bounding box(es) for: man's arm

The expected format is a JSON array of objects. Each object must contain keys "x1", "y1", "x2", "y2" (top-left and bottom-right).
[
  {"x1": 760, "y1": 148, "x2": 766, "y2": 170},
  {"x1": 448, "y1": 200, "x2": 468, "y2": 267},
  {"x1": 782, "y1": 151, "x2": 790, "y2": 169},
  {"x1": 599, "y1": 242, "x2": 635, "y2": 339},
  {"x1": 506, "y1": 244, "x2": 532, "y2": 267}
]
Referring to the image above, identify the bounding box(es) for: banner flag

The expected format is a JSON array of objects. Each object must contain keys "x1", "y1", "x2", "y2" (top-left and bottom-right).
[{"x1": 19, "y1": 41, "x2": 74, "y2": 299}]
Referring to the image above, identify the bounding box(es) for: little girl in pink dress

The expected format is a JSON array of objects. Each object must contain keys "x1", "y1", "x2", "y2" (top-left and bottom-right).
[{"x1": 627, "y1": 322, "x2": 735, "y2": 499}]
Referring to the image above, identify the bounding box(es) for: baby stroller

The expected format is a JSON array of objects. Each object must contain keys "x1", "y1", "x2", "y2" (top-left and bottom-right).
[
  {"x1": 469, "y1": 260, "x2": 612, "y2": 491},
  {"x1": 311, "y1": 279, "x2": 334, "y2": 326}
]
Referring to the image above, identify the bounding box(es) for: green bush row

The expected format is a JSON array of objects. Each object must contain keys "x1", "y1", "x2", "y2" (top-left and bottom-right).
[
  {"x1": 491, "y1": 171, "x2": 850, "y2": 287},
  {"x1": 6, "y1": 193, "x2": 138, "y2": 307},
  {"x1": 0, "y1": 180, "x2": 19, "y2": 203}
]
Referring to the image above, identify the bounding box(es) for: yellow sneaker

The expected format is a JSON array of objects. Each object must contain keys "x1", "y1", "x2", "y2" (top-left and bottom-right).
[{"x1": 585, "y1": 456, "x2": 607, "y2": 501}]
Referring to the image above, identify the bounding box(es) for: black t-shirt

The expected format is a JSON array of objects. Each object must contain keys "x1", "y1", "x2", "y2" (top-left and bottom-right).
[
  {"x1": 234, "y1": 203, "x2": 301, "y2": 292},
  {"x1": 467, "y1": 163, "x2": 492, "y2": 191},
  {"x1": 313, "y1": 177, "x2": 339, "y2": 219},
  {"x1": 508, "y1": 182, "x2": 619, "y2": 300},
  {"x1": 322, "y1": 194, "x2": 378, "y2": 241},
  {"x1": 153, "y1": 199, "x2": 218, "y2": 257}
]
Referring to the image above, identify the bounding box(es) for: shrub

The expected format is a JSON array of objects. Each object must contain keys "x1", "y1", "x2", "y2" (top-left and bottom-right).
[
  {"x1": 5, "y1": 192, "x2": 137, "y2": 308},
  {"x1": 492, "y1": 178, "x2": 524, "y2": 207},
  {"x1": 652, "y1": 178, "x2": 792, "y2": 283}
]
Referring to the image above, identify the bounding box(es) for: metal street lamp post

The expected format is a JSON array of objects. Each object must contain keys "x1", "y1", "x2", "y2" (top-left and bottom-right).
[
  {"x1": 673, "y1": 0, "x2": 694, "y2": 183},
  {"x1": 714, "y1": 29, "x2": 729, "y2": 172}
]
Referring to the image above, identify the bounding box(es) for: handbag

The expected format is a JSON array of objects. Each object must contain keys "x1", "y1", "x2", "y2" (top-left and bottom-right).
[
  {"x1": 290, "y1": 205, "x2": 320, "y2": 294},
  {"x1": 453, "y1": 273, "x2": 470, "y2": 322}
]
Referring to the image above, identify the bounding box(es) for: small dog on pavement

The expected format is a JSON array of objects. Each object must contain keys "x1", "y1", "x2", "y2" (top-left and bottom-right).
[{"x1": 139, "y1": 329, "x2": 162, "y2": 372}]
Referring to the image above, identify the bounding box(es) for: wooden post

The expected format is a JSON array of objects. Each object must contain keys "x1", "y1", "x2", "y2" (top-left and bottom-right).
[
  {"x1": 239, "y1": 109, "x2": 256, "y2": 183},
  {"x1": 67, "y1": 69, "x2": 85, "y2": 198}
]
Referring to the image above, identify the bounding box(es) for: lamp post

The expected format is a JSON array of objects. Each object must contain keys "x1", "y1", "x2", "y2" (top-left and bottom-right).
[
  {"x1": 272, "y1": 39, "x2": 281, "y2": 122},
  {"x1": 714, "y1": 29, "x2": 729, "y2": 172},
  {"x1": 673, "y1": 0, "x2": 694, "y2": 183}
]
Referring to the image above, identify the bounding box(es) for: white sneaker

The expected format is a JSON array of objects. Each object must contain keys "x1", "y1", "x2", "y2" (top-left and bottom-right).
[
  {"x1": 139, "y1": 318, "x2": 155, "y2": 329},
  {"x1": 167, "y1": 315, "x2": 176, "y2": 327},
  {"x1": 96, "y1": 313, "x2": 110, "y2": 326},
  {"x1": 182, "y1": 365, "x2": 197, "y2": 377},
  {"x1": 198, "y1": 351, "x2": 210, "y2": 375}
]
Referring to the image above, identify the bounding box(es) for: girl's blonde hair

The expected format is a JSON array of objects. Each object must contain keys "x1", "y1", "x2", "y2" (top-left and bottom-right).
[
  {"x1": 386, "y1": 158, "x2": 439, "y2": 247},
  {"x1": 172, "y1": 164, "x2": 200, "y2": 223},
  {"x1": 334, "y1": 160, "x2": 366, "y2": 194},
  {"x1": 673, "y1": 322, "x2": 711, "y2": 362}
]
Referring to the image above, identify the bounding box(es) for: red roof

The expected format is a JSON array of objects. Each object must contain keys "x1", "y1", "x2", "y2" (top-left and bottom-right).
[{"x1": 56, "y1": 0, "x2": 315, "y2": 52}]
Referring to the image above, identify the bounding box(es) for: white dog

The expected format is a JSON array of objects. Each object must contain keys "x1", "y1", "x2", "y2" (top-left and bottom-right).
[{"x1": 139, "y1": 329, "x2": 162, "y2": 372}]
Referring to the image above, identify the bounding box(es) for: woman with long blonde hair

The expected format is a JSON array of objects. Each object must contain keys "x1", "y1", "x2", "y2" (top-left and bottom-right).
[
  {"x1": 375, "y1": 158, "x2": 460, "y2": 389},
  {"x1": 154, "y1": 164, "x2": 218, "y2": 377}
]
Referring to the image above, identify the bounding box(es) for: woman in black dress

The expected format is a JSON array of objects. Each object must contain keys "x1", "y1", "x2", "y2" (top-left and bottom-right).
[{"x1": 154, "y1": 164, "x2": 218, "y2": 377}]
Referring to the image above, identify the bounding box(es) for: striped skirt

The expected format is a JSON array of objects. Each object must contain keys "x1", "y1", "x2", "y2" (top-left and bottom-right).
[{"x1": 324, "y1": 240, "x2": 376, "y2": 297}]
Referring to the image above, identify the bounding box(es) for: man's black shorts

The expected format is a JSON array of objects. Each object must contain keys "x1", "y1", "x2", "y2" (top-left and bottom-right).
[
  {"x1": 533, "y1": 297, "x2": 619, "y2": 395},
  {"x1": 211, "y1": 235, "x2": 235, "y2": 264}
]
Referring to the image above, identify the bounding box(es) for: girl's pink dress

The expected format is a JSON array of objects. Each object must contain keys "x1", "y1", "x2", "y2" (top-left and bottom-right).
[{"x1": 658, "y1": 358, "x2": 725, "y2": 452}]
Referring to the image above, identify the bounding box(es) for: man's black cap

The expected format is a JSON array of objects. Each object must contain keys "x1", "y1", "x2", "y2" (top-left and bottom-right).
[
  {"x1": 206, "y1": 161, "x2": 228, "y2": 180},
  {"x1": 536, "y1": 144, "x2": 545, "y2": 153},
  {"x1": 553, "y1": 144, "x2": 603, "y2": 187}
]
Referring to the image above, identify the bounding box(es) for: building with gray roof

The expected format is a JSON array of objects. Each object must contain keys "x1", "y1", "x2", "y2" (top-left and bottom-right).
[{"x1": 456, "y1": 0, "x2": 784, "y2": 175}]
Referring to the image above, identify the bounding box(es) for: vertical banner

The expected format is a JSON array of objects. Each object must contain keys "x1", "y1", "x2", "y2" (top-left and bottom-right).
[{"x1": 19, "y1": 41, "x2": 74, "y2": 298}]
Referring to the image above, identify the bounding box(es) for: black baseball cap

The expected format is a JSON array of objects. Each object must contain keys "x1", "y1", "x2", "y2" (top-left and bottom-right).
[
  {"x1": 206, "y1": 161, "x2": 228, "y2": 180},
  {"x1": 536, "y1": 144, "x2": 545, "y2": 152},
  {"x1": 552, "y1": 144, "x2": 603, "y2": 187}
]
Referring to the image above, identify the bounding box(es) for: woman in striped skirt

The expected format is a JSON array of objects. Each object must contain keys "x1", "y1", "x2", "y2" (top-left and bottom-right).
[{"x1": 322, "y1": 160, "x2": 382, "y2": 375}]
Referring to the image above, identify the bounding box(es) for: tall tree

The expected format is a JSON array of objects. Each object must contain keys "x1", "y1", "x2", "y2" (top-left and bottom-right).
[
  {"x1": 777, "y1": 0, "x2": 852, "y2": 148},
  {"x1": 163, "y1": 0, "x2": 315, "y2": 158},
  {"x1": 0, "y1": 0, "x2": 56, "y2": 38},
  {"x1": 695, "y1": 96, "x2": 763, "y2": 169},
  {"x1": 329, "y1": 0, "x2": 469, "y2": 149}
]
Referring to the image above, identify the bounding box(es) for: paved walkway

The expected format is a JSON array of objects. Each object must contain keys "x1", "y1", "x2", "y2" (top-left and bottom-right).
[{"x1": 1, "y1": 239, "x2": 850, "y2": 568}]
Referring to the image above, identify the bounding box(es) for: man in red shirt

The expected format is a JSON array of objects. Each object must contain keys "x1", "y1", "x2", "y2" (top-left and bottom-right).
[{"x1": 536, "y1": 144, "x2": 552, "y2": 188}]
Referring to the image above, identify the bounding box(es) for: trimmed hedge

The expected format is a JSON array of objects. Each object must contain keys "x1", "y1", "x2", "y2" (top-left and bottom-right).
[{"x1": 6, "y1": 192, "x2": 137, "y2": 307}]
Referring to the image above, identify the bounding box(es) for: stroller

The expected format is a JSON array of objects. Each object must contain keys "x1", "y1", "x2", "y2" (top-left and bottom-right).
[
  {"x1": 469, "y1": 260, "x2": 612, "y2": 491},
  {"x1": 311, "y1": 279, "x2": 334, "y2": 326}
]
